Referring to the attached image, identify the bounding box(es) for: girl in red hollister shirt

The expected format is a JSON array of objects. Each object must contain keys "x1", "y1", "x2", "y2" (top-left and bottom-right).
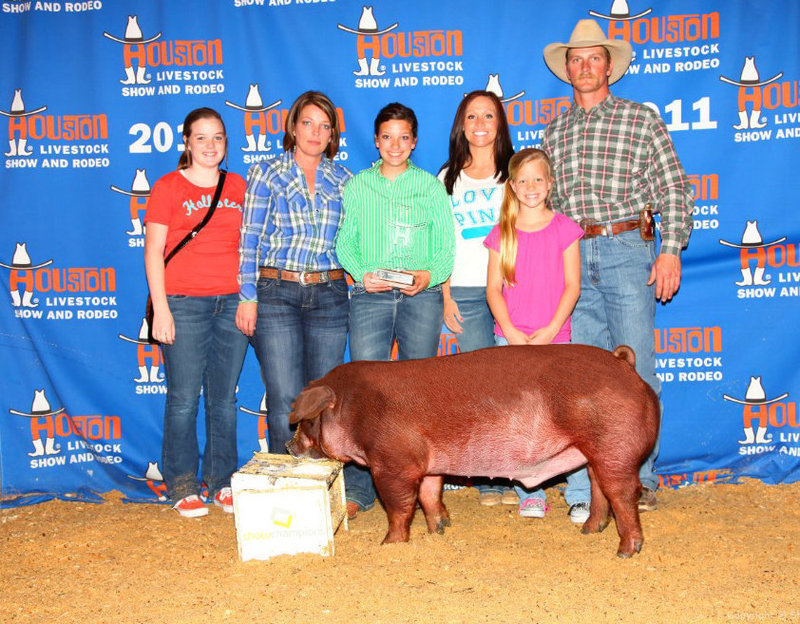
[{"x1": 144, "y1": 107, "x2": 247, "y2": 519}]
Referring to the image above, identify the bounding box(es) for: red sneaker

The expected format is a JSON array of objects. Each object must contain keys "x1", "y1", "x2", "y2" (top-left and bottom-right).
[
  {"x1": 173, "y1": 494, "x2": 208, "y2": 518},
  {"x1": 213, "y1": 487, "x2": 234, "y2": 513}
]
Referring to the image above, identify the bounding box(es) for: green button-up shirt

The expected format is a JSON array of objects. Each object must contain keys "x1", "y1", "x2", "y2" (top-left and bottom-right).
[
  {"x1": 542, "y1": 94, "x2": 693, "y2": 256},
  {"x1": 336, "y1": 159, "x2": 455, "y2": 286}
]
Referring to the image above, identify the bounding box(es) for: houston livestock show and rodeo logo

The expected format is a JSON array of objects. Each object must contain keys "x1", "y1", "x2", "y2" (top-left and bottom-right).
[
  {"x1": 104, "y1": 15, "x2": 225, "y2": 97},
  {"x1": 2, "y1": 89, "x2": 111, "y2": 171},
  {"x1": 720, "y1": 55, "x2": 799, "y2": 142},
  {"x1": 719, "y1": 221, "x2": 798, "y2": 301},
  {"x1": 338, "y1": 5, "x2": 465, "y2": 90},
  {"x1": 723, "y1": 376, "x2": 797, "y2": 459},
  {"x1": 8, "y1": 387, "x2": 124, "y2": 471},
  {"x1": 1, "y1": 243, "x2": 118, "y2": 320}
]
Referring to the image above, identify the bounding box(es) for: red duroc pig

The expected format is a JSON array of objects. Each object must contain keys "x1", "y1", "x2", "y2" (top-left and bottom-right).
[{"x1": 287, "y1": 344, "x2": 659, "y2": 558}]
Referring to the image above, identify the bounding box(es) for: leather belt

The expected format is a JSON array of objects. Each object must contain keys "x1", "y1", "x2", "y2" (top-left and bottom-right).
[
  {"x1": 260, "y1": 267, "x2": 344, "y2": 285},
  {"x1": 581, "y1": 218, "x2": 640, "y2": 238}
]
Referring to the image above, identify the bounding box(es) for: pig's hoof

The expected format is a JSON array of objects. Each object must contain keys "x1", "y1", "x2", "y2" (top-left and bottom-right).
[
  {"x1": 616, "y1": 539, "x2": 643, "y2": 558},
  {"x1": 580, "y1": 522, "x2": 601, "y2": 535},
  {"x1": 580, "y1": 516, "x2": 609, "y2": 534},
  {"x1": 381, "y1": 532, "x2": 411, "y2": 544}
]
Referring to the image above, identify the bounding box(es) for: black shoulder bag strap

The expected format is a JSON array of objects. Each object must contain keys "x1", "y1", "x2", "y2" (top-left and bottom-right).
[
  {"x1": 163, "y1": 169, "x2": 227, "y2": 266},
  {"x1": 145, "y1": 170, "x2": 228, "y2": 344}
]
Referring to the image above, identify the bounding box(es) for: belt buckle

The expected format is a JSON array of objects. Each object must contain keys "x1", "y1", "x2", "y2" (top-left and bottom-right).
[
  {"x1": 298, "y1": 271, "x2": 309, "y2": 286},
  {"x1": 579, "y1": 218, "x2": 597, "y2": 238}
]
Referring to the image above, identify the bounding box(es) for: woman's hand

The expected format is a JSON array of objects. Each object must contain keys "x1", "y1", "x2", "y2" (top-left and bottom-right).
[
  {"x1": 152, "y1": 307, "x2": 175, "y2": 345},
  {"x1": 400, "y1": 270, "x2": 431, "y2": 296},
  {"x1": 443, "y1": 296, "x2": 463, "y2": 333},
  {"x1": 236, "y1": 301, "x2": 258, "y2": 337},
  {"x1": 362, "y1": 271, "x2": 394, "y2": 293}
]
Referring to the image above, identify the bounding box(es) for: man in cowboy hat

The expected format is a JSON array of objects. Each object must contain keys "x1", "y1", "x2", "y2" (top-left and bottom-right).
[{"x1": 541, "y1": 19, "x2": 693, "y2": 521}]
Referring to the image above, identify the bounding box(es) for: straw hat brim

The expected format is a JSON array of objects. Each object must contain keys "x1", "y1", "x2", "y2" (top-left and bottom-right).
[{"x1": 544, "y1": 35, "x2": 632, "y2": 85}]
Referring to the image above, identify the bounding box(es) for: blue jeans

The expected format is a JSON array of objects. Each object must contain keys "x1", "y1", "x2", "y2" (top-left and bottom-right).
[
  {"x1": 448, "y1": 286, "x2": 495, "y2": 353},
  {"x1": 564, "y1": 230, "x2": 661, "y2": 506},
  {"x1": 493, "y1": 336, "x2": 547, "y2": 504},
  {"x1": 252, "y1": 275, "x2": 349, "y2": 457},
  {"x1": 161, "y1": 294, "x2": 248, "y2": 502},
  {"x1": 448, "y1": 290, "x2": 512, "y2": 495},
  {"x1": 344, "y1": 284, "x2": 444, "y2": 509}
]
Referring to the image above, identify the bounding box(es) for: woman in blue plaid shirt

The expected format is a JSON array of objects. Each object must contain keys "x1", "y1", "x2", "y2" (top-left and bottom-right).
[{"x1": 236, "y1": 91, "x2": 352, "y2": 456}]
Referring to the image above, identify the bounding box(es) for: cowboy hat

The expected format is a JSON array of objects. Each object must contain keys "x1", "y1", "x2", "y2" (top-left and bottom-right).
[{"x1": 543, "y1": 19, "x2": 632, "y2": 85}]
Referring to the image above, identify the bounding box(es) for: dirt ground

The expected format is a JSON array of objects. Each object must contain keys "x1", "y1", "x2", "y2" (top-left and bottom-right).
[{"x1": 2, "y1": 480, "x2": 799, "y2": 624}]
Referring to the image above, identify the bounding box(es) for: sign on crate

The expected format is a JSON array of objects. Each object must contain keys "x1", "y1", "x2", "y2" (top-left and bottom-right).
[{"x1": 231, "y1": 453, "x2": 347, "y2": 561}]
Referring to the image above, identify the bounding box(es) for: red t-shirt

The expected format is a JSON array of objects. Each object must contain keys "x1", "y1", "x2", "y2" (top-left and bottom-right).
[{"x1": 145, "y1": 170, "x2": 246, "y2": 296}]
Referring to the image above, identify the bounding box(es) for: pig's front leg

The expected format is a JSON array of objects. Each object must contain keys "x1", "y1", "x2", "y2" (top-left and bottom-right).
[
  {"x1": 372, "y1": 465, "x2": 420, "y2": 543},
  {"x1": 580, "y1": 464, "x2": 611, "y2": 534},
  {"x1": 418, "y1": 475, "x2": 450, "y2": 534}
]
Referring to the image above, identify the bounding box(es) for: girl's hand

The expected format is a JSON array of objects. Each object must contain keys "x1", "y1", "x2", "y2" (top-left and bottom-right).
[
  {"x1": 400, "y1": 270, "x2": 431, "y2": 296},
  {"x1": 504, "y1": 327, "x2": 529, "y2": 345},
  {"x1": 363, "y1": 272, "x2": 394, "y2": 293},
  {"x1": 236, "y1": 301, "x2": 258, "y2": 337},
  {"x1": 152, "y1": 308, "x2": 175, "y2": 345},
  {"x1": 528, "y1": 325, "x2": 558, "y2": 345},
  {"x1": 443, "y1": 297, "x2": 463, "y2": 333}
]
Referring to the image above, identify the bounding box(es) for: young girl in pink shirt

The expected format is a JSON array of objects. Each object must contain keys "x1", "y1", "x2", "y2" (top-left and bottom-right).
[{"x1": 483, "y1": 148, "x2": 583, "y2": 518}]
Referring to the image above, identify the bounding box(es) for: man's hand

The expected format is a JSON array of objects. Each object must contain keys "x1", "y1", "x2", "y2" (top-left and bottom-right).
[{"x1": 648, "y1": 253, "x2": 681, "y2": 302}]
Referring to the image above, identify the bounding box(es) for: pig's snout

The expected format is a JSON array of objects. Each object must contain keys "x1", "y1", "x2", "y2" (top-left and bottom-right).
[{"x1": 286, "y1": 426, "x2": 327, "y2": 460}]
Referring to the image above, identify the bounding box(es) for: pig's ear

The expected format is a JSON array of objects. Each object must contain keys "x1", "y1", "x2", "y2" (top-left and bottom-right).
[{"x1": 290, "y1": 385, "x2": 336, "y2": 424}]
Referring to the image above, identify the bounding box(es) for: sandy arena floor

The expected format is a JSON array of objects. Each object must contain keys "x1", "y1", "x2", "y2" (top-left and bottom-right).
[{"x1": 2, "y1": 480, "x2": 800, "y2": 624}]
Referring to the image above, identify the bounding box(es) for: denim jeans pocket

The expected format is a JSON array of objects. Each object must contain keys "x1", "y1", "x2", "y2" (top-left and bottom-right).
[
  {"x1": 350, "y1": 282, "x2": 367, "y2": 298},
  {"x1": 256, "y1": 277, "x2": 279, "y2": 297},
  {"x1": 329, "y1": 277, "x2": 349, "y2": 297},
  {"x1": 615, "y1": 230, "x2": 654, "y2": 250}
]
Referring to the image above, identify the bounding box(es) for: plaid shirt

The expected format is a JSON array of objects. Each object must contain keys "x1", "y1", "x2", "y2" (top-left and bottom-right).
[
  {"x1": 238, "y1": 150, "x2": 352, "y2": 301},
  {"x1": 542, "y1": 94, "x2": 693, "y2": 256}
]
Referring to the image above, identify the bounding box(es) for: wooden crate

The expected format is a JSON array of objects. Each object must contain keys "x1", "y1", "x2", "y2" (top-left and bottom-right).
[{"x1": 231, "y1": 453, "x2": 347, "y2": 561}]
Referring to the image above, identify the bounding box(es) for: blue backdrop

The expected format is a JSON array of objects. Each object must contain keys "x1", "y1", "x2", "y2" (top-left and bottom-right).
[{"x1": 2, "y1": 0, "x2": 799, "y2": 506}]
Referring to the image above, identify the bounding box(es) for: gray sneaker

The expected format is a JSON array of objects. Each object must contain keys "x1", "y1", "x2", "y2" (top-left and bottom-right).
[
  {"x1": 638, "y1": 488, "x2": 658, "y2": 512},
  {"x1": 569, "y1": 502, "x2": 590, "y2": 524}
]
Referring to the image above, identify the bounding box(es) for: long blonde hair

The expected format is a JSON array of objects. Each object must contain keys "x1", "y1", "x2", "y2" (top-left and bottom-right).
[{"x1": 498, "y1": 148, "x2": 554, "y2": 285}]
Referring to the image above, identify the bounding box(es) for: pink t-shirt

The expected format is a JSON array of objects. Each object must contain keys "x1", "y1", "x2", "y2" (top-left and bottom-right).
[{"x1": 484, "y1": 212, "x2": 583, "y2": 343}]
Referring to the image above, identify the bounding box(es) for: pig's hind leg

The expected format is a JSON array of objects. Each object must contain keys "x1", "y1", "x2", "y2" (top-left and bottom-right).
[
  {"x1": 372, "y1": 465, "x2": 421, "y2": 544},
  {"x1": 418, "y1": 475, "x2": 450, "y2": 535},
  {"x1": 588, "y1": 460, "x2": 644, "y2": 558}
]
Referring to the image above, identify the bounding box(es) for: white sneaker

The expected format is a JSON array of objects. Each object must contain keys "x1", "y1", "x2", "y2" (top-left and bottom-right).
[
  {"x1": 569, "y1": 502, "x2": 590, "y2": 524},
  {"x1": 519, "y1": 498, "x2": 546, "y2": 518}
]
